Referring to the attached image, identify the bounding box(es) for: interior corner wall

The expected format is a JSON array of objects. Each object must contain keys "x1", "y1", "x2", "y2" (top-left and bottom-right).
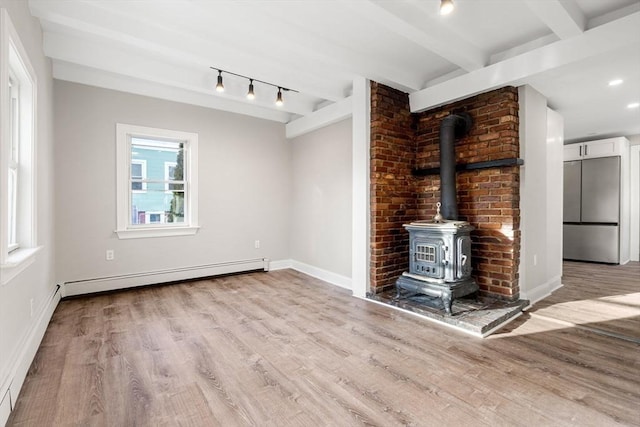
[
  {"x1": 0, "y1": 1, "x2": 56, "y2": 423},
  {"x1": 289, "y1": 118, "x2": 353, "y2": 283},
  {"x1": 53, "y1": 81, "x2": 291, "y2": 287}
]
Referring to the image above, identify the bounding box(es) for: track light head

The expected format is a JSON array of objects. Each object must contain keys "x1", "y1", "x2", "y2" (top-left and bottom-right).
[
  {"x1": 275, "y1": 87, "x2": 284, "y2": 106},
  {"x1": 440, "y1": 0, "x2": 454, "y2": 15},
  {"x1": 216, "y1": 70, "x2": 224, "y2": 92},
  {"x1": 247, "y1": 79, "x2": 255, "y2": 100}
]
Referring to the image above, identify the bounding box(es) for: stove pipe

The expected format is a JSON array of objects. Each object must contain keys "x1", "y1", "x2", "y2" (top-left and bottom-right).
[{"x1": 439, "y1": 113, "x2": 473, "y2": 220}]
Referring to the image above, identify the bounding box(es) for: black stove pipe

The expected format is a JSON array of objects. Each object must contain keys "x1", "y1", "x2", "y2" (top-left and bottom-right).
[{"x1": 439, "y1": 113, "x2": 473, "y2": 220}]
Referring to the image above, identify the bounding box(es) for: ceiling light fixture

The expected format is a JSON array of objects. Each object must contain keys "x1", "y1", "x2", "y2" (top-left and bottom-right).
[
  {"x1": 627, "y1": 102, "x2": 639, "y2": 109},
  {"x1": 216, "y1": 70, "x2": 224, "y2": 92},
  {"x1": 440, "y1": 0, "x2": 454, "y2": 15},
  {"x1": 247, "y1": 79, "x2": 255, "y2": 100},
  {"x1": 210, "y1": 67, "x2": 297, "y2": 106},
  {"x1": 608, "y1": 79, "x2": 623, "y2": 86}
]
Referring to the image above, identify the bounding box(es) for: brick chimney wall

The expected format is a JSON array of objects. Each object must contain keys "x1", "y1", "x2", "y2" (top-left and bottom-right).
[
  {"x1": 369, "y1": 82, "x2": 416, "y2": 294},
  {"x1": 370, "y1": 84, "x2": 521, "y2": 300}
]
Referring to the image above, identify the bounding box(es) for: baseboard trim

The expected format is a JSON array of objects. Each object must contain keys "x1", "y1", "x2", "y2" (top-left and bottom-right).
[
  {"x1": 289, "y1": 260, "x2": 352, "y2": 291},
  {"x1": 267, "y1": 259, "x2": 293, "y2": 271},
  {"x1": 0, "y1": 284, "x2": 61, "y2": 427},
  {"x1": 63, "y1": 259, "x2": 267, "y2": 297},
  {"x1": 520, "y1": 275, "x2": 563, "y2": 307}
]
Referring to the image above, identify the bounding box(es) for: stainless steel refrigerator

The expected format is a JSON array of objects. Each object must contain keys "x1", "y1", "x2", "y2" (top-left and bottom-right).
[{"x1": 563, "y1": 156, "x2": 620, "y2": 263}]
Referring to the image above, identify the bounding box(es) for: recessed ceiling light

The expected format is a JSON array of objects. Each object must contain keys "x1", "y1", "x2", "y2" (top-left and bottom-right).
[
  {"x1": 608, "y1": 79, "x2": 623, "y2": 86},
  {"x1": 627, "y1": 102, "x2": 640, "y2": 109}
]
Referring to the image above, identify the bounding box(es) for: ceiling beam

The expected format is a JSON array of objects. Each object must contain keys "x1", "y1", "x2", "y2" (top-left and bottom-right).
[
  {"x1": 409, "y1": 11, "x2": 640, "y2": 113},
  {"x1": 29, "y1": 0, "x2": 348, "y2": 102},
  {"x1": 351, "y1": 0, "x2": 486, "y2": 72},
  {"x1": 241, "y1": 1, "x2": 424, "y2": 92},
  {"x1": 53, "y1": 61, "x2": 293, "y2": 123},
  {"x1": 525, "y1": 0, "x2": 585, "y2": 39},
  {"x1": 43, "y1": 31, "x2": 318, "y2": 116},
  {"x1": 286, "y1": 97, "x2": 352, "y2": 139}
]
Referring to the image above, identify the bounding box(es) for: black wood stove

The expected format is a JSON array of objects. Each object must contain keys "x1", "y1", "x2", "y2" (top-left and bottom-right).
[{"x1": 395, "y1": 113, "x2": 479, "y2": 315}]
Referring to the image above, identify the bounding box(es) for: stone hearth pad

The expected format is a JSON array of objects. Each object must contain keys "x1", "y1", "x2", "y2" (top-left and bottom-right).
[{"x1": 370, "y1": 290, "x2": 529, "y2": 337}]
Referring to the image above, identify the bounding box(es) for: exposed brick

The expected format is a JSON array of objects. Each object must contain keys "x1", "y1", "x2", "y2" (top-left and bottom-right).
[{"x1": 370, "y1": 83, "x2": 521, "y2": 301}]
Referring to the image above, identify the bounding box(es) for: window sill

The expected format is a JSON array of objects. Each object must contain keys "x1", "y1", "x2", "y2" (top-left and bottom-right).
[
  {"x1": 115, "y1": 226, "x2": 200, "y2": 240},
  {"x1": 1, "y1": 246, "x2": 42, "y2": 285}
]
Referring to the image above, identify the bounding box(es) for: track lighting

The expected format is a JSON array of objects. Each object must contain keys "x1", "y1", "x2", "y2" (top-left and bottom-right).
[
  {"x1": 247, "y1": 79, "x2": 255, "y2": 100},
  {"x1": 216, "y1": 70, "x2": 224, "y2": 92},
  {"x1": 440, "y1": 0, "x2": 454, "y2": 15},
  {"x1": 210, "y1": 67, "x2": 298, "y2": 106}
]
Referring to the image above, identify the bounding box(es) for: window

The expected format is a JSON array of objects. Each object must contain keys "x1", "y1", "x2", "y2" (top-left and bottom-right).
[
  {"x1": 1, "y1": 9, "x2": 39, "y2": 283},
  {"x1": 164, "y1": 161, "x2": 177, "y2": 192},
  {"x1": 131, "y1": 159, "x2": 147, "y2": 191},
  {"x1": 7, "y1": 75, "x2": 19, "y2": 252},
  {"x1": 116, "y1": 123, "x2": 199, "y2": 239}
]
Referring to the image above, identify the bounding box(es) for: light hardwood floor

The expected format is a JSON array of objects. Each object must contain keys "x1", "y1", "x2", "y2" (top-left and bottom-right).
[{"x1": 7, "y1": 262, "x2": 640, "y2": 426}]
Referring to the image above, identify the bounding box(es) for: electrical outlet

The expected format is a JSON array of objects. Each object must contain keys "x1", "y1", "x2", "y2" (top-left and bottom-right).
[
  {"x1": 254, "y1": 240, "x2": 260, "y2": 249},
  {"x1": 106, "y1": 250, "x2": 115, "y2": 261}
]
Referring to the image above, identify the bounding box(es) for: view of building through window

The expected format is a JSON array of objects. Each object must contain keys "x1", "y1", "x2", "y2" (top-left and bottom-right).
[{"x1": 130, "y1": 137, "x2": 185, "y2": 226}]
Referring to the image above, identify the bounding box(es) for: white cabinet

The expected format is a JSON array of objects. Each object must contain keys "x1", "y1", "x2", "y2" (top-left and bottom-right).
[{"x1": 564, "y1": 137, "x2": 627, "y2": 161}]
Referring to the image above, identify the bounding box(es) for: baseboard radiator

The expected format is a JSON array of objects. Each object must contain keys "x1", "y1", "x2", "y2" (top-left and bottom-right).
[{"x1": 63, "y1": 258, "x2": 269, "y2": 297}]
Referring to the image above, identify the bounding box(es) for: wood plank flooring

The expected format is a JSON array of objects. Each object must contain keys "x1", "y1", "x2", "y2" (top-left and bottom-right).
[
  {"x1": 526, "y1": 261, "x2": 640, "y2": 342},
  {"x1": 7, "y1": 262, "x2": 640, "y2": 426}
]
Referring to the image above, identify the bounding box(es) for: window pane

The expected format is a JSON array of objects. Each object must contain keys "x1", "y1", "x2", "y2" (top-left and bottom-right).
[
  {"x1": 131, "y1": 163, "x2": 142, "y2": 177},
  {"x1": 7, "y1": 168, "x2": 17, "y2": 247},
  {"x1": 131, "y1": 188, "x2": 185, "y2": 225},
  {"x1": 129, "y1": 137, "x2": 186, "y2": 226}
]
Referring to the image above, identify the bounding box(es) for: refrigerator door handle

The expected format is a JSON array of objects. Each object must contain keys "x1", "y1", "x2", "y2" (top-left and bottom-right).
[
  {"x1": 585, "y1": 145, "x2": 588, "y2": 156},
  {"x1": 579, "y1": 145, "x2": 582, "y2": 156}
]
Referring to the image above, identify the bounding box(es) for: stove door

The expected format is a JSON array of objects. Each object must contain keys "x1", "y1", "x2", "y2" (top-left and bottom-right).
[{"x1": 410, "y1": 237, "x2": 444, "y2": 279}]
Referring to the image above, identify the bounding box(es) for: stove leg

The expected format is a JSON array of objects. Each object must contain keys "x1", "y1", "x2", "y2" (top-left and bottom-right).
[{"x1": 442, "y1": 292, "x2": 453, "y2": 315}]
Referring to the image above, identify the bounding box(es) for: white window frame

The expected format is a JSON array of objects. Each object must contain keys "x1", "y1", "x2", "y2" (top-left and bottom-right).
[
  {"x1": 131, "y1": 159, "x2": 147, "y2": 192},
  {"x1": 1, "y1": 9, "x2": 40, "y2": 285},
  {"x1": 116, "y1": 123, "x2": 199, "y2": 239}
]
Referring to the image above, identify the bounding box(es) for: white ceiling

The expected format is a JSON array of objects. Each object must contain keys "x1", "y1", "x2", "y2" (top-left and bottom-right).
[{"x1": 29, "y1": 0, "x2": 640, "y2": 142}]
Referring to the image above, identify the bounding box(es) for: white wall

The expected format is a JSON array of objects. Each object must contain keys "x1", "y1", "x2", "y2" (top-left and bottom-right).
[
  {"x1": 628, "y1": 134, "x2": 639, "y2": 261},
  {"x1": 0, "y1": 1, "x2": 57, "y2": 424},
  {"x1": 545, "y1": 109, "x2": 564, "y2": 285},
  {"x1": 518, "y1": 85, "x2": 563, "y2": 304},
  {"x1": 54, "y1": 81, "x2": 291, "y2": 290},
  {"x1": 289, "y1": 118, "x2": 352, "y2": 287}
]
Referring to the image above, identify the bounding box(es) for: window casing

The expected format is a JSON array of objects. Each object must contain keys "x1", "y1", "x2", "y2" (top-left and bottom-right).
[
  {"x1": 116, "y1": 123, "x2": 199, "y2": 239},
  {"x1": 1, "y1": 9, "x2": 39, "y2": 283}
]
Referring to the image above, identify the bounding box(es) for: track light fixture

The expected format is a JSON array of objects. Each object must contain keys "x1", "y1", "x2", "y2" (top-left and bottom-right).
[
  {"x1": 440, "y1": 0, "x2": 454, "y2": 15},
  {"x1": 210, "y1": 67, "x2": 298, "y2": 106},
  {"x1": 216, "y1": 70, "x2": 224, "y2": 92},
  {"x1": 247, "y1": 79, "x2": 255, "y2": 100}
]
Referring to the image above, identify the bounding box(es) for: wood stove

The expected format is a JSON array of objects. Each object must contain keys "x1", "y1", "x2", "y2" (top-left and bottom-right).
[
  {"x1": 395, "y1": 112, "x2": 478, "y2": 314},
  {"x1": 395, "y1": 207, "x2": 478, "y2": 314}
]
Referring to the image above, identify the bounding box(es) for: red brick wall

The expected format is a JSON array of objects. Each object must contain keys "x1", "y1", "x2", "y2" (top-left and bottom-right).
[
  {"x1": 369, "y1": 82, "x2": 416, "y2": 294},
  {"x1": 370, "y1": 84, "x2": 521, "y2": 300}
]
